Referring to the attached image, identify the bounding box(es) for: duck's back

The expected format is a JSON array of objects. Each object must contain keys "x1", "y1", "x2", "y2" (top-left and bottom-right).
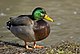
[{"x1": 10, "y1": 15, "x2": 33, "y2": 26}]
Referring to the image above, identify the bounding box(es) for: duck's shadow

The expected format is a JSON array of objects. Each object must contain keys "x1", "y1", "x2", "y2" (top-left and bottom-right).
[{"x1": 0, "y1": 40, "x2": 25, "y2": 48}]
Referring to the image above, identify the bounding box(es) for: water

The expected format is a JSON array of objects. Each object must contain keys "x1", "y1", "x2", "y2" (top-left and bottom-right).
[{"x1": 0, "y1": 0, "x2": 80, "y2": 45}]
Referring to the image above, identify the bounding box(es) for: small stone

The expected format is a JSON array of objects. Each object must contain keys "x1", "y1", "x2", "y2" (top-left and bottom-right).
[
  {"x1": 61, "y1": 40, "x2": 65, "y2": 42},
  {"x1": 73, "y1": 11, "x2": 77, "y2": 15},
  {"x1": 70, "y1": 36, "x2": 73, "y2": 39},
  {"x1": 21, "y1": 52, "x2": 26, "y2": 54},
  {"x1": 0, "y1": 12, "x2": 6, "y2": 16},
  {"x1": 56, "y1": 22, "x2": 61, "y2": 26},
  {"x1": 6, "y1": 8, "x2": 10, "y2": 11}
]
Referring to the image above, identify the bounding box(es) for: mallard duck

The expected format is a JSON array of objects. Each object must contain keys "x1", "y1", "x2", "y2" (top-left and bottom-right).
[{"x1": 6, "y1": 7, "x2": 54, "y2": 49}]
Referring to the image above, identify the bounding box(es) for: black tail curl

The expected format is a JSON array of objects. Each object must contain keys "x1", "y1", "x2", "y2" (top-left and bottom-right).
[{"x1": 6, "y1": 20, "x2": 11, "y2": 30}]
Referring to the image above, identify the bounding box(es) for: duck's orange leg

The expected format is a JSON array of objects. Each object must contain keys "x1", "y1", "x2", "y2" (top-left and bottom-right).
[
  {"x1": 33, "y1": 41, "x2": 44, "y2": 48},
  {"x1": 24, "y1": 41, "x2": 32, "y2": 50}
]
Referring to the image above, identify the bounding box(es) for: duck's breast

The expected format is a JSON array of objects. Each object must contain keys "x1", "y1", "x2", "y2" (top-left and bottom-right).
[{"x1": 33, "y1": 20, "x2": 50, "y2": 41}]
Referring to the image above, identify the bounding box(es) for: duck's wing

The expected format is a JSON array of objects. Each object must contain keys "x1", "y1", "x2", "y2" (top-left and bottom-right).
[
  {"x1": 6, "y1": 15, "x2": 36, "y2": 42},
  {"x1": 7, "y1": 15, "x2": 34, "y2": 30},
  {"x1": 10, "y1": 15, "x2": 34, "y2": 26}
]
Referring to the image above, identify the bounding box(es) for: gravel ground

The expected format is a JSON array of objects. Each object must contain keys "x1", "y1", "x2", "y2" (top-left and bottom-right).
[{"x1": 0, "y1": 40, "x2": 80, "y2": 54}]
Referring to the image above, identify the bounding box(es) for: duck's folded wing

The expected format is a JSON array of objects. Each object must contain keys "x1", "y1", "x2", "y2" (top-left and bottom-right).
[{"x1": 9, "y1": 15, "x2": 34, "y2": 26}]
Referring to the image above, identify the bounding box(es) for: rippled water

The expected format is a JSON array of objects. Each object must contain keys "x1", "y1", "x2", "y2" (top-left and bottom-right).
[{"x1": 0, "y1": 0, "x2": 80, "y2": 45}]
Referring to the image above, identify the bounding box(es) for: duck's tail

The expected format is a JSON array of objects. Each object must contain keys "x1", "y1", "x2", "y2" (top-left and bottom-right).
[{"x1": 6, "y1": 20, "x2": 11, "y2": 30}]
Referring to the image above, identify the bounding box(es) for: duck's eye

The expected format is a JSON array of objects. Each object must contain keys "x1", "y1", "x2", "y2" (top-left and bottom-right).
[
  {"x1": 41, "y1": 11, "x2": 46, "y2": 14},
  {"x1": 41, "y1": 11, "x2": 44, "y2": 13},
  {"x1": 41, "y1": 13, "x2": 45, "y2": 17}
]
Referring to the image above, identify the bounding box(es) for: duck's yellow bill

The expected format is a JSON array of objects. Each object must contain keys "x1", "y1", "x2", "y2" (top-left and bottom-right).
[{"x1": 44, "y1": 15, "x2": 54, "y2": 22}]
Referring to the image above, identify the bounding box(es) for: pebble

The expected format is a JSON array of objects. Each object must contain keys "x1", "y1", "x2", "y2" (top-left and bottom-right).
[
  {"x1": 73, "y1": 11, "x2": 77, "y2": 15},
  {"x1": 20, "y1": 52, "x2": 26, "y2": 54},
  {"x1": 6, "y1": 8, "x2": 10, "y2": 11},
  {"x1": 0, "y1": 12, "x2": 6, "y2": 16},
  {"x1": 61, "y1": 40, "x2": 65, "y2": 42},
  {"x1": 70, "y1": 36, "x2": 73, "y2": 39},
  {"x1": 56, "y1": 22, "x2": 61, "y2": 26}
]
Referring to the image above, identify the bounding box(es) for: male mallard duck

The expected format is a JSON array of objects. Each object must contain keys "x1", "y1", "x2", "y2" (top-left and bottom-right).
[{"x1": 6, "y1": 7, "x2": 54, "y2": 49}]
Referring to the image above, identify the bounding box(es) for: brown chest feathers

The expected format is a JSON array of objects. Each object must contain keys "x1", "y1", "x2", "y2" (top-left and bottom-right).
[{"x1": 33, "y1": 20, "x2": 50, "y2": 41}]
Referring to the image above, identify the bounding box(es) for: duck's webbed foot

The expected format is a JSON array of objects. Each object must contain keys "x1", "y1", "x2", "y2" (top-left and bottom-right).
[
  {"x1": 33, "y1": 41, "x2": 44, "y2": 48},
  {"x1": 25, "y1": 41, "x2": 33, "y2": 50},
  {"x1": 24, "y1": 41, "x2": 44, "y2": 50}
]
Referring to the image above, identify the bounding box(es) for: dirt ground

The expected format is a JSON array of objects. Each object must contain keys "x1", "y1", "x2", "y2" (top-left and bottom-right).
[{"x1": 0, "y1": 40, "x2": 80, "y2": 54}]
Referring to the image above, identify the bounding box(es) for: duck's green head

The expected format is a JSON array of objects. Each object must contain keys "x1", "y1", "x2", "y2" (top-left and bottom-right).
[{"x1": 32, "y1": 7, "x2": 54, "y2": 22}]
